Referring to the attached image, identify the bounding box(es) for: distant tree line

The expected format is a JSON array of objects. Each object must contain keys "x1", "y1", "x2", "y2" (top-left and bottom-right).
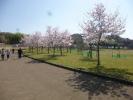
[
  {"x1": 1, "y1": 32, "x2": 133, "y2": 49},
  {"x1": 0, "y1": 32, "x2": 23, "y2": 44},
  {"x1": 101, "y1": 35, "x2": 133, "y2": 49},
  {"x1": 71, "y1": 34, "x2": 133, "y2": 50}
]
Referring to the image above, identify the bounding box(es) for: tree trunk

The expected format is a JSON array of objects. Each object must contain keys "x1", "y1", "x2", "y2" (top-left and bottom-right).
[
  {"x1": 29, "y1": 46, "x2": 31, "y2": 52},
  {"x1": 118, "y1": 46, "x2": 120, "y2": 58},
  {"x1": 70, "y1": 47, "x2": 71, "y2": 53},
  {"x1": 97, "y1": 32, "x2": 102, "y2": 68},
  {"x1": 67, "y1": 47, "x2": 69, "y2": 53},
  {"x1": 60, "y1": 46, "x2": 63, "y2": 56},
  {"x1": 114, "y1": 45, "x2": 115, "y2": 49},
  {"x1": 53, "y1": 47, "x2": 55, "y2": 56},
  {"x1": 90, "y1": 44, "x2": 92, "y2": 59},
  {"x1": 31, "y1": 47, "x2": 33, "y2": 53},
  {"x1": 97, "y1": 42, "x2": 100, "y2": 67},
  {"x1": 48, "y1": 47, "x2": 49, "y2": 54},
  {"x1": 41, "y1": 46, "x2": 43, "y2": 53},
  {"x1": 37, "y1": 46, "x2": 39, "y2": 54}
]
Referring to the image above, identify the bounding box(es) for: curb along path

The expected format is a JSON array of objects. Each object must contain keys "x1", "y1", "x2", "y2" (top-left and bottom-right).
[{"x1": 25, "y1": 55, "x2": 133, "y2": 86}]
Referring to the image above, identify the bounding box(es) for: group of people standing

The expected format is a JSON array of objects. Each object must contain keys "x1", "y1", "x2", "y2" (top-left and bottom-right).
[{"x1": 0, "y1": 48, "x2": 23, "y2": 61}]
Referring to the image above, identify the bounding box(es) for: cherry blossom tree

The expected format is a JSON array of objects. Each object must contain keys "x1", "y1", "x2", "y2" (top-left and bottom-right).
[
  {"x1": 82, "y1": 3, "x2": 126, "y2": 67},
  {"x1": 22, "y1": 34, "x2": 34, "y2": 52},
  {"x1": 51, "y1": 27, "x2": 60, "y2": 55},
  {"x1": 57, "y1": 30, "x2": 73, "y2": 55},
  {"x1": 45, "y1": 27, "x2": 73, "y2": 55},
  {"x1": 62, "y1": 30, "x2": 73, "y2": 53},
  {"x1": 22, "y1": 34, "x2": 31, "y2": 46},
  {"x1": 45, "y1": 26, "x2": 55, "y2": 54},
  {"x1": 31, "y1": 32, "x2": 42, "y2": 54}
]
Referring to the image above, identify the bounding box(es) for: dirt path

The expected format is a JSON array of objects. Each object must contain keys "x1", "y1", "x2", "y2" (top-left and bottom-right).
[{"x1": 0, "y1": 56, "x2": 133, "y2": 100}]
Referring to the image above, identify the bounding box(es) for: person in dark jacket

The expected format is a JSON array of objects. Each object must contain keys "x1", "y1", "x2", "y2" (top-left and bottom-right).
[
  {"x1": 6, "y1": 49, "x2": 10, "y2": 59},
  {"x1": 1, "y1": 49, "x2": 5, "y2": 60},
  {"x1": 18, "y1": 48, "x2": 23, "y2": 58},
  {"x1": 12, "y1": 48, "x2": 15, "y2": 54}
]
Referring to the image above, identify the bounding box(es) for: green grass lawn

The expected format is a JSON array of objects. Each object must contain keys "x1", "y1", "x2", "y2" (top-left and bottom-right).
[{"x1": 24, "y1": 49, "x2": 133, "y2": 81}]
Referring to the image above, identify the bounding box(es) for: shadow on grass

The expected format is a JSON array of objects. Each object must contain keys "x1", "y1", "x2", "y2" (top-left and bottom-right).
[
  {"x1": 66, "y1": 72, "x2": 133, "y2": 100},
  {"x1": 87, "y1": 66, "x2": 133, "y2": 81}
]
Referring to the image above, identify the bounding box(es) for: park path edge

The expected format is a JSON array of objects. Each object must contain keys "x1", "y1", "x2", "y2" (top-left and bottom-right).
[{"x1": 24, "y1": 54, "x2": 133, "y2": 86}]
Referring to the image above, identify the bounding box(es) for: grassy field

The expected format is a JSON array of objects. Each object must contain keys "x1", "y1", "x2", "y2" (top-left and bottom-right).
[{"x1": 24, "y1": 49, "x2": 133, "y2": 81}]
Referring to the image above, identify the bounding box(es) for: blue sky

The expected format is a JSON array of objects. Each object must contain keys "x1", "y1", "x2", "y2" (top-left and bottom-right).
[{"x1": 0, "y1": 0, "x2": 133, "y2": 39}]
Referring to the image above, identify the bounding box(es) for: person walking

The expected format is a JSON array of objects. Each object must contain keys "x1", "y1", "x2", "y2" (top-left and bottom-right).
[
  {"x1": 6, "y1": 49, "x2": 10, "y2": 59},
  {"x1": 1, "y1": 49, "x2": 5, "y2": 60},
  {"x1": 18, "y1": 48, "x2": 23, "y2": 59},
  {"x1": 12, "y1": 48, "x2": 15, "y2": 54}
]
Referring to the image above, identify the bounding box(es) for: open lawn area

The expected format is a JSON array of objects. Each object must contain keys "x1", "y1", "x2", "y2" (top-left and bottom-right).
[{"x1": 24, "y1": 49, "x2": 133, "y2": 81}]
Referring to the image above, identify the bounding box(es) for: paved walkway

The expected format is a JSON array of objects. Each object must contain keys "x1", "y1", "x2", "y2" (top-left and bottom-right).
[{"x1": 0, "y1": 56, "x2": 133, "y2": 100}]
